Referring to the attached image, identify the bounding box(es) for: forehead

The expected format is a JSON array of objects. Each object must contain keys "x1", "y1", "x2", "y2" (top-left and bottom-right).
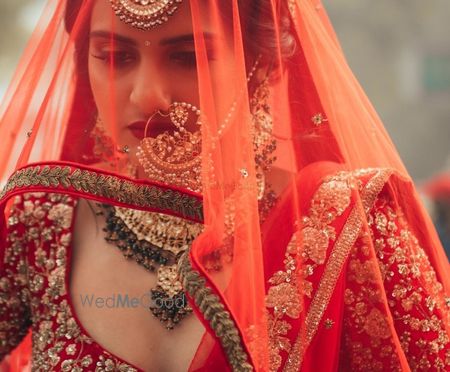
[{"x1": 90, "y1": 0, "x2": 214, "y2": 41}]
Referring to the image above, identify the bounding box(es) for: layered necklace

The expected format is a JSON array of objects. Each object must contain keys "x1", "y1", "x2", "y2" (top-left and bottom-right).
[
  {"x1": 101, "y1": 204, "x2": 203, "y2": 330},
  {"x1": 96, "y1": 65, "x2": 277, "y2": 330}
]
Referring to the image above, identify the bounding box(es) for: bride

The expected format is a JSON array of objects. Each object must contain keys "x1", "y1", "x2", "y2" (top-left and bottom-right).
[{"x1": 0, "y1": 1, "x2": 449, "y2": 371}]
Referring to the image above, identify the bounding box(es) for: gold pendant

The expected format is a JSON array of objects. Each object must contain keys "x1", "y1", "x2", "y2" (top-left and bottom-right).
[{"x1": 149, "y1": 265, "x2": 192, "y2": 330}]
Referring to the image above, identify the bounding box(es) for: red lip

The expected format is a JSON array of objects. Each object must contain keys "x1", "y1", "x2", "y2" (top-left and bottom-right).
[{"x1": 128, "y1": 120, "x2": 175, "y2": 139}]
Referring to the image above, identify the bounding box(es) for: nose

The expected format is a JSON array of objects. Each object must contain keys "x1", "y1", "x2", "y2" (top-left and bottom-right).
[{"x1": 129, "y1": 62, "x2": 171, "y2": 116}]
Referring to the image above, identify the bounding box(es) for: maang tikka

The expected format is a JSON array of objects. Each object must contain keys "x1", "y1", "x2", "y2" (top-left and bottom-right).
[{"x1": 109, "y1": 0, "x2": 183, "y2": 30}]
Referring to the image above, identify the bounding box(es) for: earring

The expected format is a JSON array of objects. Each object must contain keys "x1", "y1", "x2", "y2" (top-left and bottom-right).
[
  {"x1": 136, "y1": 58, "x2": 264, "y2": 193},
  {"x1": 91, "y1": 116, "x2": 117, "y2": 160},
  {"x1": 136, "y1": 103, "x2": 203, "y2": 192},
  {"x1": 88, "y1": 116, "x2": 137, "y2": 177},
  {"x1": 250, "y1": 79, "x2": 277, "y2": 201}
]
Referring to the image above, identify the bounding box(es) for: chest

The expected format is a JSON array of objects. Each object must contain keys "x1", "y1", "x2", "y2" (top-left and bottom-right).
[
  {"x1": 69, "y1": 198, "x2": 205, "y2": 371},
  {"x1": 15, "y1": 193, "x2": 204, "y2": 371}
]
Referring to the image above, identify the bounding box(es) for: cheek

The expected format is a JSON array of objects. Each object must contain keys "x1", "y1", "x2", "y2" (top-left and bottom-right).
[
  {"x1": 88, "y1": 58, "x2": 130, "y2": 123},
  {"x1": 88, "y1": 58, "x2": 108, "y2": 116},
  {"x1": 210, "y1": 61, "x2": 237, "y2": 121}
]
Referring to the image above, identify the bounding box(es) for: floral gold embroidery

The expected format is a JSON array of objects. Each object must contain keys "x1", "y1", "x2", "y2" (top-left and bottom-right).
[
  {"x1": 255, "y1": 169, "x2": 388, "y2": 372},
  {"x1": 47, "y1": 203, "x2": 74, "y2": 229},
  {"x1": 363, "y1": 308, "x2": 391, "y2": 339},
  {"x1": 95, "y1": 355, "x2": 137, "y2": 372},
  {"x1": 324, "y1": 319, "x2": 334, "y2": 330},
  {"x1": 285, "y1": 168, "x2": 393, "y2": 372},
  {"x1": 342, "y1": 188, "x2": 450, "y2": 371},
  {"x1": 311, "y1": 113, "x2": 328, "y2": 126},
  {"x1": 1, "y1": 193, "x2": 139, "y2": 371},
  {"x1": 266, "y1": 282, "x2": 302, "y2": 319}
]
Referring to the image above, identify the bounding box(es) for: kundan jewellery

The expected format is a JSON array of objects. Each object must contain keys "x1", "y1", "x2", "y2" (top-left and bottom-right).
[
  {"x1": 136, "y1": 102, "x2": 203, "y2": 192},
  {"x1": 136, "y1": 58, "x2": 262, "y2": 193},
  {"x1": 90, "y1": 116, "x2": 116, "y2": 161},
  {"x1": 109, "y1": 0, "x2": 183, "y2": 30},
  {"x1": 85, "y1": 117, "x2": 137, "y2": 177},
  {"x1": 101, "y1": 204, "x2": 203, "y2": 329},
  {"x1": 250, "y1": 78, "x2": 277, "y2": 202}
]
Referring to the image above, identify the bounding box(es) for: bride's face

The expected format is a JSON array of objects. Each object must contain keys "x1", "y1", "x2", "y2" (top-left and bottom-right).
[{"x1": 88, "y1": 0, "x2": 234, "y2": 158}]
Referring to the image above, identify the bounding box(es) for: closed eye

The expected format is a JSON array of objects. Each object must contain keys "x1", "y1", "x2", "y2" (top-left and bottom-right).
[
  {"x1": 169, "y1": 51, "x2": 197, "y2": 68},
  {"x1": 90, "y1": 50, "x2": 137, "y2": 68}
]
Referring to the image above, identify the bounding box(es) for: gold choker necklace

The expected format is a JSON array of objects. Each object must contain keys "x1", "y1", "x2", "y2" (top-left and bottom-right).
[{"x1": 102, "y1": 204, "x2": 203, "y2": 329}]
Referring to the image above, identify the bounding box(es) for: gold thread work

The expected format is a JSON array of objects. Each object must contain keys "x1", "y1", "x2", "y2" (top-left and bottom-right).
[
  {"x1": 177, "y1": 252, "x2": 254, "y2": 372},
  {"x1": 284, "y1": 168, "x2": 393, "y2": 372},
  {"x1": 0, "y1": 164, "x2": 203, "y2": 222}
]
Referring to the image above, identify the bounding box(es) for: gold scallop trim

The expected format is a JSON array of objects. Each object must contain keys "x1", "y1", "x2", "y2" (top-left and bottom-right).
[
  {"x1": 283, "y1": 168, "x2": 393, "y2": 372},
  {"x1": 177, "y1": 252, "x2": 254, "y2": 372},
  {"x1": 0, "y1": 164, "x2": 203, "y2": 222}
]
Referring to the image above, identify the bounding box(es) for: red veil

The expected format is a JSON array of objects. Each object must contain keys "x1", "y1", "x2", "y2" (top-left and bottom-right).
[{"x1": 0, "y1": 0, "x2": 448, "y2": 371}]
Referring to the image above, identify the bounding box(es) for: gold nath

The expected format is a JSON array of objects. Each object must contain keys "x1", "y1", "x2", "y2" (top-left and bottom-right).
[{"x1": 109, "y1": 0, "x2": 183, "y2": 31}]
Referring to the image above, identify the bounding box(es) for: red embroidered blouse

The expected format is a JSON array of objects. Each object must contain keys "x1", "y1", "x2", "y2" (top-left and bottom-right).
[{"x1": 1, "y1": 168, "x2": 449, "y2": 371}]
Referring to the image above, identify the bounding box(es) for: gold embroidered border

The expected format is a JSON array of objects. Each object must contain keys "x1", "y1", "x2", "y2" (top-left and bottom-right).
[
  {"x1": 0, "y1": 164, "x2": 204, "y2": 222},
  {"x1": 177, "y1": 252, "x2": 253, "y2": 372},
  {"x1": 283, "y1": 168, "x2": 393, "y2": 372}
]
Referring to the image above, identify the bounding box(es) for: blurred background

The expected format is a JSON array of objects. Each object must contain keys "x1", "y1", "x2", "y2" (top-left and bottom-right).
[
  {"x1": 323, "y1": 0, "x2": 450, "y2": 183},
  {"x1": 1, "y1": 0, "x2": 449, "y2": 181}
]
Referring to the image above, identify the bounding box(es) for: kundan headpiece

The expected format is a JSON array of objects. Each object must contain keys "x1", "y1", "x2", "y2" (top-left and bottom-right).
[{"x1": 109, "y1": 0, "x2": 183, "y2": 30}]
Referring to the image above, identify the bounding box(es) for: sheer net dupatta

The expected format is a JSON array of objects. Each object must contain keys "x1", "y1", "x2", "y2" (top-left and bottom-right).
[
  {"x1": 187, "y1": 0, "x2": 449, "y2": 370},
  {"x1": 0, "y1": 0, "x2": 449, "y2": 371}
]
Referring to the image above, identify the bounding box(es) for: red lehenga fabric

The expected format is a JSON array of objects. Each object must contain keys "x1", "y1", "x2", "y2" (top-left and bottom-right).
[
  {"x1": 0, "y1": 0, "x2": 449, "y2": 371},
  {"x1": 2, "y1": 164, "x2": 449, "y2": 372}
]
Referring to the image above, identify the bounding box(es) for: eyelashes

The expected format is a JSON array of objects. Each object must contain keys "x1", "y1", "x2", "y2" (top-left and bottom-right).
[
  {"x1": 90, "y1": 51, "x2": 136, "y2": 67},
  {"x1": 169, "y1": 51, "x2": 197, "y2": 68},
  {"x1": 90, "y1": 50, "x2": 203, "y2": 70}
]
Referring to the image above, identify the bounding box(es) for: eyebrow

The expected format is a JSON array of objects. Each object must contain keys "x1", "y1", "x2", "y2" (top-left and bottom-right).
[
  {"x1": 89, "y1": 31, "x2": 216, "y2": 46},
  {"x1": 89, "y1": 31, "x2": 137, "y2": 46},
  {"x1": 159, "y1": 33, "x2": 216, "y2": 45}
]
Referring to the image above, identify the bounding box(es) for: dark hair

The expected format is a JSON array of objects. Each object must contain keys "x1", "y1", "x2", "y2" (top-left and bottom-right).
[{"x1": 239, "y1": 1, "x2": 296, "y2": 63}]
